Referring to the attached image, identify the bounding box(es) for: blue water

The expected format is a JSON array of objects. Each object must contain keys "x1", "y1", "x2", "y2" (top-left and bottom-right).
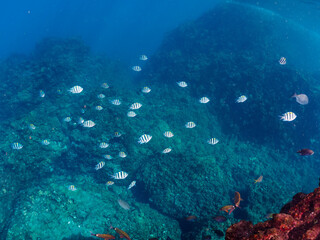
[{"x1": 1, "y1": 1, "x2": 320, "y2": 239}]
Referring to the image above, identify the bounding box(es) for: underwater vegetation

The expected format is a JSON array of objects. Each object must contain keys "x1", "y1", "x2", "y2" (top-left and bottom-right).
[{"x1": 0, "y1": 2, "x2": 320, "y2": 240}]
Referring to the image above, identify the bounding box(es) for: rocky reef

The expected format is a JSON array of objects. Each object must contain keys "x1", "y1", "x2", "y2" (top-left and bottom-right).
[
  {"x1": 226, "y1": 183, "x2": 320, "y2": 239},
  {"x1": 1, "y1": 2, "x2": 320, "y2": 240}
]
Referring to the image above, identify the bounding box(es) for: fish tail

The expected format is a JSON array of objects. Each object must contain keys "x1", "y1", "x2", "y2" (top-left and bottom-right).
[{"x1": 291, "y1": 93, "x2": 297, "y2": 98}]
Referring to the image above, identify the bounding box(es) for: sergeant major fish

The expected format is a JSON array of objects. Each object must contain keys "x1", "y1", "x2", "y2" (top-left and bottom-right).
[
  {"x1": 138, "y1": 134, "x2": 152, "y2": 144},
  {"x1": 95, "y1": 161, "x2": 105, "y2": 170},
  {"x1": 110, "y1": 171, "x2": 128, "y2": 179},
  {"x1": 68, "y1": 85, "x2": 83, "y2": 94}
]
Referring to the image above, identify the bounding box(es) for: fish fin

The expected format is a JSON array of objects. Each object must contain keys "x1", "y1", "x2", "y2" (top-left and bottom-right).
[{"x1": 291, "y1": 93, "x2": 297, "y2": 98}]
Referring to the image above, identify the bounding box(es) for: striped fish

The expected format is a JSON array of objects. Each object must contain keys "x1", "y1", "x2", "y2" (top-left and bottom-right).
[
  {"x1": 29, "y1": 124, "x2": 36, "y2": 130},
  {"x1": 111, "y1": 99, "x2": 121, "y2": 106},
  {"x1": 132, "y1": 66, "x2": 142, "y2": 72},
  {"x1": 138, "y1": 134, "x2": 152, "y2": 144},
  {"x1": 130, "y1": 102, "x2": 142, "y2": 110},
  {"x1": 68, "y1": 85, "x2": 83, "y2": 94},
  {"x1": 280, "y1": 112, "x2": 296, "y2": 121},
  {"x1": 236, "y1": 95, "x2": 247, "y2": 103},
  {"x1": 207, "y1": 138, "x2": 219, "y2": 145},
  {"x1": 106, "y1": 181, "x2": 114, "y2": 186},
  {"x1": 162, "y1": 148, "x2": 172, "y2": 154},
  {"x1": 114, "y1": 132, "x2": 122, "y2": 138},
  {"x1": 111, "y1": 171, "x2": 128, "y2": 179},
  {"x1": 39, "y1": 90, "x2": 45, "y2": 98},
  {"x1": 199, "y1": 97, "x2": 210, "y2": 104},
  {"x1": 64, "y1": 117, "x2": 71, "y2": 122},
  {"x1": 95, "y1": 106, "x2": 103, "y2": 111},
  {"x1": 279, "y1": 57, "x2": 286, "y2": 65},
  {"x1": 119, "y1": 151, "x2": 127, "y2": 158},
  {"x1": 139, "y1": 55, "x2": 148, "y2": 61},
  {"x1": 101, "y1": 83, "x2": 109, "y2": 89},
  {"x1": 82, "y1": 120, "x2": 95, "y2": 128},
  {"x1": 142, "y1": 87, "x2": 151, "y2": 93},
  {"x1": 185, "y1": 122, "x2": 196, "y2": 128},
  {"x1": 11, "y1": 142, "x2": 23, "y2": 150},
  {"x1": 177, "y1": 81, "x2": 188, "y2": 88},
  {"x1": 103, "y1": 154, "x2": 113, "y2": 160},
  {"x1": 127, "y1": 111, "x2": 137, "y2": 117},
  {"x1": 97, "y1": 94, "x2": 105, "y2": 99},
  {"x1": 99, "y1": 142, "x2": 109, "y2": 148},
  {"x1": 95, "y1": 161, "x2": 105, "y2": 170},
  {"x1": 68, "y1": 185, "x2": 77, "y2": 191},
  {"x1": 164, "y1": 131, "x2": 174, "y2": 138},
  {"x1": 41, "y1": 139, "x2": 50, "y2": 145}
]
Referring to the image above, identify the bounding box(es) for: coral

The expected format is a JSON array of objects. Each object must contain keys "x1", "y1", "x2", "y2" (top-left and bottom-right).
[{"x1": 226, "y1": 185, "x2": 320, "y2": 240}]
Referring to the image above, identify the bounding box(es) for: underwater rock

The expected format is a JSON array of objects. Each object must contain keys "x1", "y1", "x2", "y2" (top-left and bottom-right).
[{"x1": 225, "y1": 184, "x2": 320, "y2": 239}]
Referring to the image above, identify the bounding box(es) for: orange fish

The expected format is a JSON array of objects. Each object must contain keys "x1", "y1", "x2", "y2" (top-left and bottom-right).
[
  {"x1": 185, "y1": 215, "x2": 197, "y2": 221},
  {"x1": 90, "y1": 232, "x2": 115, "y2": 239},
  {"x1": 110, "y1": 226, "x2": 131, "y2": 240},
  {"x1": 220, "y1": 205, "x2": 235, "y2": 215},
  {"x1": 254, "y1": 175, "x2": 263, "y2": 184},
  {"x1": 234, "y1": 191, "x2": 243, "y2": 208}
]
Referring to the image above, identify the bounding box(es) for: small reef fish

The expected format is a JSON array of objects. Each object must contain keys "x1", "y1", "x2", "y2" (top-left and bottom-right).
[
  {"x1": 139, "y1": 55, "x2": 148, "y2": 61},
  {"x1": 177, "y1": 81, "x2": 188, "y2": 88},
  {"x1": 11, "y1": 142, "x2": 23, "y2": 150},
  {"x1": 78, "y1": 117, "x2": 84, "y2": 124},
  {"x1": 41, "y1": 139, "x2": 50, "y2": 145},
  {"x1": 142, "y1": 86, "x2": 151, "y2": 93},
  {"x1": 111, "y1": 171, "x2": 128, "y2": 179},
  {"x1": 90, "y1": 232, "x2": 115, "y2": 240},
  {"x1": 213, "y1": 215, "x2": 227, "y2": 223},
  {"x1": 114, "y1": 132, "x2": 122, "y2": 137},
  {"x1": 119, "y1": 151, "x2": 127, "y2": 158},
  {"x1": 63, "y1": 117, "x2": 71, "y2": 122},
  {"x1": 292, "y1": 93, "x2": 309, "y2": 105},
  {"x1": 99, "y1": 142, "x2": 109, "y2": 148},
  {"x1": 279, "y1": 57, "x2": 286, "y2": 65},
  {"x1": 220, "y1": 205, "x2": 235, "y2": 215},
  {"x1": 68, "y1": 85, "x2": 83, "y2": 94},
  {"x1": 101, "y1": 83, "x2": 109, "y2": 89},
  {"x1": 118, "y1": 199, "x2": 130, "y2": 210},
  {"x1": 130, "y1": 102, "x2": 142, "y2": 110},
  {"x1": 265, "y1": 213, "x2": 274, "y2": 219},
  {"x1": 199, "y1": 97, "x2": 210, "y2": 104},
  {"x1": 185, "y1": 215, "x2": 197, "y2": 221},
  {"x1": 29, "y1": 124, "x2": 36, "y2": 130},
  {"x1": 104, "y1": 154, "x2": 113, "y2": 160},
  {"x1": 254, "y1": 175, "x2": 263, "y2": 184},
  {"x1": 297, "y1": 149, "x2": 314, "y2": 156},
  {"x1": 207, "y1": 138, "x2": 219, "y2": 145},
  {"x1": 164, "y1": 131, "x2": 174, "y2": 138},
  {"x1": 110, "y1": 226, "x2": 131, "y2": 240},
  {"x1": 39, "y1": 90, "x2": 45, "y2": 98},
  {"x1": 106, "y1": 181, "x2": 114, "y2": 186},
  {"x1": 110, "y1": 99, "x2": 121, "y2": 106},
  {"x1": 95, "y1": 106, "x2": 103, "y2": 111},
  {"x1": 82, "y1": 120, "x2": 95, "y2": 127},
  {"x1": 132, "y1": 66, "x2": 142, "y2": 72},
  {"x1": 185, "y1": 122, "x2": 196, "y2": 128},
  {"x1": 97, "y1": 93, "x2": 105, "y2": 99},
  {"x1": 95, "y1": 161, "x2": 105, "y2": 170},
  {"x1": 127, "y1": 111, "x2": 137, "y2": 117},
  {"x1": 234, "y1": 191, "x2": 243, "y2": 208},
  {"x1": 280, "y1": 112, "x2": 296, "y2": 121},
  {"x1": 68, "y1": 185, "x2": 77, "y2": 191},
  {"x1": 236, "y1": 95, "x2": 247, "y2": 103},
  {"x1": 138, "y1": 134, "x2": 152, "y2": 144},
  {"x1": 162, "y1": 148, "x2": 172, "y2": 154},
  {"x1": 128, "y1": 181, "x2": 136, "y2": 190}
]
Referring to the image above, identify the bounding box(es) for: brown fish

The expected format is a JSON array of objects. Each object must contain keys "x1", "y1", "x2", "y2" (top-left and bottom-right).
[
  {"x1": 219, "y1": 205, "x2": 235, "y2": 215},
  {"x1": 185, "y1": 215, "x2": 197, "y2": 221},
  {"x1": 292, "y1": 93, "x2": 309, "y2": 105},
  {"x1": 90, "y1": 232, "x2": 115, "y2": 239},
  {"x1": 110, "y1": 226, "x2": 131, "y2": 240},
  {"x1": 234, "y1": 191, "x2": 243, "y2": 208},
  {"x1": 254, "y1": 175, "x2": 263, "y2": 184},
  {"x1": 297, "y1": 149, "x2": 314, "y2": 156}
]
